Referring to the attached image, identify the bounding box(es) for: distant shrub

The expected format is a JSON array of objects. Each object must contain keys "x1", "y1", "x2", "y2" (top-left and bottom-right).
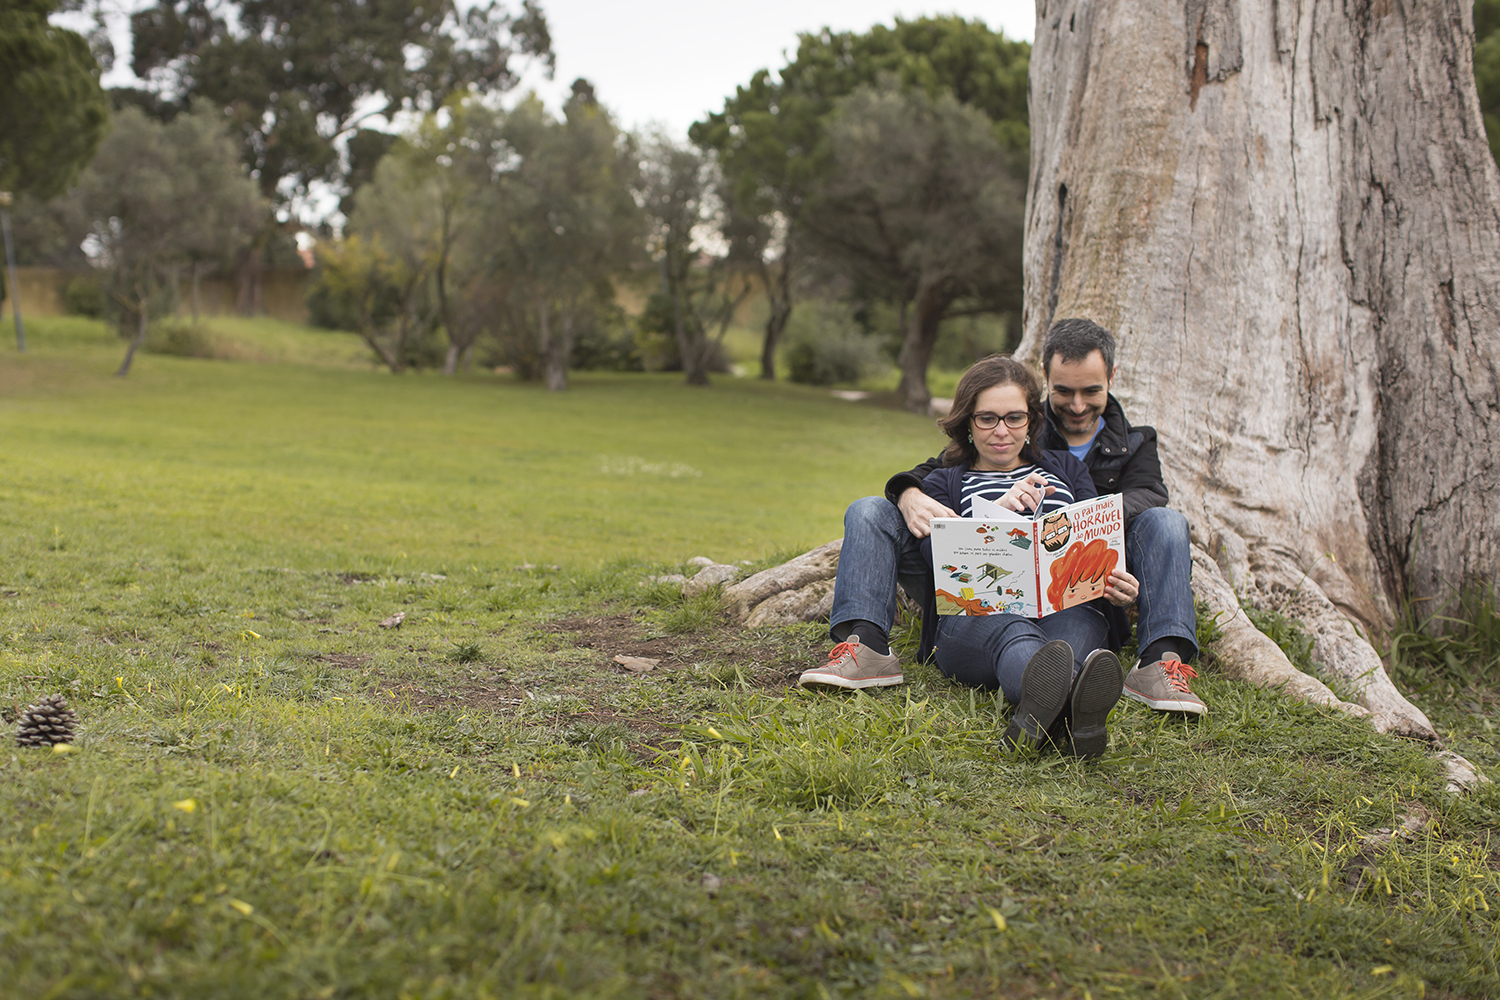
[
  {"x1": 304, "y1": 270, "x2": 360, "y2": 331},
  {"x1": 571, "y1": 302, "x2": 642, "y2": 372},
  {"x1": 145, "y1": 319, "x2": 215, "y2": 357},
  {"x1": 62, "y1": 275, "x2": 105, "y2": 318},
  {"x1": 781, "y1": 301, "x2": 884, "y2": 386},
  {"x1": 633, "y1": 291, "x2": 730, "y2": 374}
]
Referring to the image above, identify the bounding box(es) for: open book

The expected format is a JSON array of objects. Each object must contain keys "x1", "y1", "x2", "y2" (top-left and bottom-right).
[{"x1": 929, "y1": 493, "x2": 1125, "y2": 617}]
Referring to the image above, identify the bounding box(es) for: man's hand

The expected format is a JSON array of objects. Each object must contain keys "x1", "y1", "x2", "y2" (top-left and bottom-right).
[
  {"x1": 897, "y1": 488, "x2": 955, "y2": 539},
  {"x1": 1104, "y1": 568, "x2": 1139, "y2": 607}
]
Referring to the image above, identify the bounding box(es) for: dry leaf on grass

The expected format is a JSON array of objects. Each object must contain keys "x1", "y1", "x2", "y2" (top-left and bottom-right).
[{"x1": 613, "y1": 654, "x2": 660, "y2": 673}]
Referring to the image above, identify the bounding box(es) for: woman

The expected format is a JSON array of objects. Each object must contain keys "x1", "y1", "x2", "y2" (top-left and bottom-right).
[{"x1": 916, "y1": 355, "x2": 1138, "y2": 757}]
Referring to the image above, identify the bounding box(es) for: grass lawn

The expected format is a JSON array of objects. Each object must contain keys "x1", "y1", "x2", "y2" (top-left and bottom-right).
[{"x1": 2, "y1": 317, "x2": 1497, "y2": 999}]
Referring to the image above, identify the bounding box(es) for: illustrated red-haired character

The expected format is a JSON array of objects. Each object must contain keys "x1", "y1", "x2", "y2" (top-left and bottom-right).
[{"x1": 1045, "y1": 539, "x2": 1118, "y2": 611}]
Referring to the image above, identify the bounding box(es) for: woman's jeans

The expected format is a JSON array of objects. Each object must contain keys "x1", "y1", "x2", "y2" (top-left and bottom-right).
[
  {"x1": 933, "y1": 603, "x2": 1110, "y2": 704},
  {"x1": 828, "y1": 495, "x2": 1200, "y2": 664}
]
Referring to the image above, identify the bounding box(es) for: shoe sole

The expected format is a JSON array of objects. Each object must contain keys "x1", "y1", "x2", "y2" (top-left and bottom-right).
[
  {"x1": 798, "y1": 670, "x2": 904, "y2": 690},
  {"x1": 1068, "y1": 649, "x2": 1124, "y2": 758},
  {"x1": 1002, "y1": 640, "x2": 1074, "y2": 750},
  {"x1": 1121, "y1": 684, "x2": 1207, "y2": 715}
]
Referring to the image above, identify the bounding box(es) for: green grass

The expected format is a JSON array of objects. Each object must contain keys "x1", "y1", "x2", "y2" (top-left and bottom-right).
[{"x1": 1, "y1": 317, "x2": 1497, "y2": 999}]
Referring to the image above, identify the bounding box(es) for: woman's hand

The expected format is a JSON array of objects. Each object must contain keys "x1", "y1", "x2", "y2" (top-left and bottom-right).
[
  {"x1": 1104, "y1": 568, "x2": 1139, "y2": 607},
  {"x1": 998, "y1": 473, "x2": 1056, "y2": 514}
]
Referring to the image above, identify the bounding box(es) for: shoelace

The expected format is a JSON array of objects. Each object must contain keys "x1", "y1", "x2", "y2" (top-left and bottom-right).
[
  {"x1": 828, "y1": 640, "x2": 861, "y2": 664},
  {"x1": 1159, "y1": 657, "x2": 1199, "y2": 693}
]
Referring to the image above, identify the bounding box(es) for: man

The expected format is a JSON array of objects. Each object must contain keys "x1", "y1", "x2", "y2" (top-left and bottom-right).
[{"x1": 799, "y1": 318, "x2": 1205, "y2": 716}]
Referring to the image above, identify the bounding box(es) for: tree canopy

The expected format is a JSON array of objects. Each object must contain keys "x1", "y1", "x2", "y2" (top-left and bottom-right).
[
  {"x1": 70, "y1": 105, "x2": 265, "y2": 375},
  {"x1": 803, "y1": 83, "x2": 1024, "y2": 409},
  {"x1": 315, "y1": 87, "x2": 641, "y2": 383},
  {"x1": 691, "y1": 16, "x2": 1029, "y2": 397},
  {"x1": 0, "y1": 0, "x2": 109, "y2": 199},
  {"x1": 126, "y1": 0, "x2": 553, "y2": 203}
]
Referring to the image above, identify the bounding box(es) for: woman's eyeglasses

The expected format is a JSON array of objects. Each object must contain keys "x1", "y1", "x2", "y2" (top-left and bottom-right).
[{"x1": 971, "y1": 410, "x2": 1030, "y2": 430}]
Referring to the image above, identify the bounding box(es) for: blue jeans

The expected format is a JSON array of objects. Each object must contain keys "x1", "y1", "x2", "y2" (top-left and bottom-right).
[
  {"x1": 933, "y1": 603, "x2": 1110, "y2": 704},
  {"x1": 827, "y1": 496, "x2": 1198, "y2": 677},
  {"x1": 1126, "y1": 506, "x2": 1198, "y2": 662},
  {"x1": 828, "y1": 497, "x2": 928, "y2": 641}
]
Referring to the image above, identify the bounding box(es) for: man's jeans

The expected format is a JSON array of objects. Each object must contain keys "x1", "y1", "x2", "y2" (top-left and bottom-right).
[
  {"x1": 829, "y1": 496, "x2": 1199, "y2": 663},
  {"x1": 1125, "y1": 506, "x2": 1198, "y2": 662}
]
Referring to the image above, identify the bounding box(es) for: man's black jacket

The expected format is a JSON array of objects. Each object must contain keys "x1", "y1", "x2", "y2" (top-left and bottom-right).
[{"x1": 882, "y1": 394, "x2": 1168, "y2": 529}]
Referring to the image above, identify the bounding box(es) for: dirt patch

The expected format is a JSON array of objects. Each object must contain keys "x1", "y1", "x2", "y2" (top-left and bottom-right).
[
  {"x1": 546, "y1": 612, "x2": 808, "y2": 684},
  {"x1": 546, "y1": 613, "x2": 683, "y2": 665}
]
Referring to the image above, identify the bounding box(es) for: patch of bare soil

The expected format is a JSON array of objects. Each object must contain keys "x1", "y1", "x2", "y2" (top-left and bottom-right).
[
  {"x1": 544, "y1": 612, "x2": 808, "y2": 686},
  {"x1": 379, "y1": 612, "x2": 812, "y2": 752}
]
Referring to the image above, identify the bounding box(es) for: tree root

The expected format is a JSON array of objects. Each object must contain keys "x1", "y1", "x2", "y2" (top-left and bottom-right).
[{"x1": 1188, "y1": 550, "x2": 1371, "y2": 720}]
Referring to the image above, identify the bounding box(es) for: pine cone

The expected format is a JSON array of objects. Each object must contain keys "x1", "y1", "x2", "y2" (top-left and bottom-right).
[{"x1": 16, "y1": 693, "x2": 78, "y2": 748}]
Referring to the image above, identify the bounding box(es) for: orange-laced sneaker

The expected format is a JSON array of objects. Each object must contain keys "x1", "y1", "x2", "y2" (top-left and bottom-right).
[
  {"x1": 1121, "y1": 653, "x2": 1206, "y2": 715},
  {"x1": 797, "y1": 635, "x2": 903, "y2": 690}
]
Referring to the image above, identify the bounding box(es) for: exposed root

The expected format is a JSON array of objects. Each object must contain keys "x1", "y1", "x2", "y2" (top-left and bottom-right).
[
  {"x1": 1253, "y1": 579, "x2": 1437, "y2": 740},
  {"x1": 1189, "y1": 550, "x2": 1369, "y2": 718}
]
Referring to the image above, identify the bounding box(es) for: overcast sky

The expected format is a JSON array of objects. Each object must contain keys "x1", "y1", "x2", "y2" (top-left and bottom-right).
[
  {"x1": 87, "y1": 1, "x2": 1037, "y2": 138},
  {"x1": 520, "y1": 1, "x2": 1037, "y2": 136}
]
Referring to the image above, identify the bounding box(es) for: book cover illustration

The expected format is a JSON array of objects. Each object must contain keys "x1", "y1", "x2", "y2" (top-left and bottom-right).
[{"x1": 930, "y1": 493, "x2": 1125, "y2": 618}]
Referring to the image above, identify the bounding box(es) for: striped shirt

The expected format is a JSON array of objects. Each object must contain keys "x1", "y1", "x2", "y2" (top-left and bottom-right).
[{"x1": 957, "y1": 464, "x2": 1075, "y2": 518}]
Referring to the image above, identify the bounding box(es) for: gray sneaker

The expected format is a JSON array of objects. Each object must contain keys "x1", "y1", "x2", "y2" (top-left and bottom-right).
[
  {"x1": 1122, "y1": 652, "x2": 1207, "y2": 715},
  {"x1": 798, "y1": 635, "x2": 903, "y2": 690}
]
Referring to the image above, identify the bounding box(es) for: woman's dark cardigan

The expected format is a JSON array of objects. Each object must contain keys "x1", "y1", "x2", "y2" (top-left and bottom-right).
[{"x1": 913, "y1": 450, "x2": 1130, "y2": 663}]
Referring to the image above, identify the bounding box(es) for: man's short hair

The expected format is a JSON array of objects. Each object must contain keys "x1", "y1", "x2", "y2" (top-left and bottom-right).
[{"x1": 1041, "y1": 318, "x2": 1116, "y2": 377}]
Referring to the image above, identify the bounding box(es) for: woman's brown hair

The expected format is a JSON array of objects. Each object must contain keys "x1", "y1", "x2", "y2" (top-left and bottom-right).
[{"x1": 937, "y1": 354, "x2": 1044, "y2": 468}]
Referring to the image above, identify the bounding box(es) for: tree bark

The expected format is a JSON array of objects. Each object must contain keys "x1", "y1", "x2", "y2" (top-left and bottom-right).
[{"x1": 1020, "y1": 0, "x2": 1500, "y2": 738}]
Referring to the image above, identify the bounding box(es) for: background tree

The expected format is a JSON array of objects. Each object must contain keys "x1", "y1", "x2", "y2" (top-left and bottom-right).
[
  {"x1": 122, "y1": 0, "x2": 552, "y2": 308},
  {"x1": 330, "y1": 152, "x2": 451, "y2": 373},
  {"x1": 71, "y1": 106, "x2": 264, "y2": 376},
  {"x1": 639, "y1": 135, "x2": 754, "y2": 387},
  {"x1": 1020, "y1": 0, "x2": 1500, "y2": 740},
  {"x1": 489, "y1": 87, "x2": 642, "y2": 390},
  {"x1": 692, "y1": 16, "x2": 1029, "y2": 381},
  {"x1": 0, "y1": 0, "x2": 109, "y2": 200},
  {"x1": 313, "y1": 234, "x2": 427, "y2": 373},
  {"x1": 801, "y1": 82, "x2": 1023, "y2": 410},
  {"x1": 0, "y1": 0, "x2": 109, "y2": 349}
]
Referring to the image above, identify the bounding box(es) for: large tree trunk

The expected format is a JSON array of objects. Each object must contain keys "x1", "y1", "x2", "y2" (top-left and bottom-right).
[
  {"x1": 759, "y1": 254, "x2": 794, "y2": 380},
  {"x1": 1020, "y1": 0, "x2": 1500, "y2": 739},
  {"x1": 895, "y1": 280, "x2": 947, "y2": 412},
  {"x1": 545, "y1": 303, "x2": 574, "y2": 392},
  {"x1": 115, "y1": 290, "x2": 150, "y2": 378},
  {"x1": 235, "y1": 242, "x2": 263, "y2": 316}
]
